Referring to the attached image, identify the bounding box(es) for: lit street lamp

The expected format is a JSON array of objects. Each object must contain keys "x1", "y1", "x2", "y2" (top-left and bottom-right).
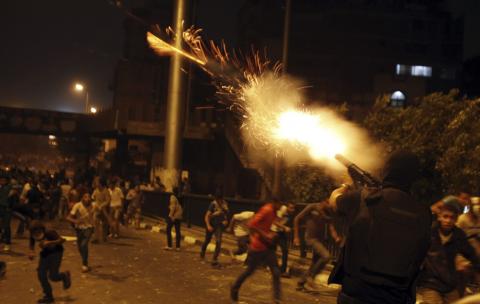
[
  {"x1": 90, "y1": 107, "x2": 97, "y2": 114},
  {"x1": 74, "y1": 82, "x2": 89, "y2": 114},
  {"x1": 74, "y1": 83, "x2": 84, "y2": 91}
]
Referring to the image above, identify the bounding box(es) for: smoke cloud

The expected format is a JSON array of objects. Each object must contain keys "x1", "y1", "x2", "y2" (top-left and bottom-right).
[{"x1": 239, "y1": 73, "x2": 384, "y2": 181}]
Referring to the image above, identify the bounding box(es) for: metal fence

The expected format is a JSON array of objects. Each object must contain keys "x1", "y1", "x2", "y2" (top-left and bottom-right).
[{"x1": 142, "y1": 191, "x2": 345, "y2": 258}]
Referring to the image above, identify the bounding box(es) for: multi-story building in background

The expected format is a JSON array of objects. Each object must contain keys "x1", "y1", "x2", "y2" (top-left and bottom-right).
[{"x1": 238, "y1": 0, "x2": 463, "y2": 113}]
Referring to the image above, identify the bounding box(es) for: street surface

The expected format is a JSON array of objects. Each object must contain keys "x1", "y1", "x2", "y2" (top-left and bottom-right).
[{"x1": 0, "y1": 221, "x2": 338, "y2": 304}]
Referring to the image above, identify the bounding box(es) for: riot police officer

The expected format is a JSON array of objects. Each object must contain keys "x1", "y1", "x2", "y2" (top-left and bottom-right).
[{"x1": 329, "y1": 151, "x2": 432, "y2": 304}]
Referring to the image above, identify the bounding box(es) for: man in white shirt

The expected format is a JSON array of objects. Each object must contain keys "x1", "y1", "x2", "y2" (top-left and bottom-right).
[
  {"x1": 67, "y1": 193, "x2": 95, "y2": 272},
  {"x1": 165, "y1": 188, "x2": 183, "y2": 251},
  {"x1": 229, "y1": 211, "x2": 254, "y2": 258},
  {"x1": 109, "y1": 182, "x2": 124, "y2": 238}
]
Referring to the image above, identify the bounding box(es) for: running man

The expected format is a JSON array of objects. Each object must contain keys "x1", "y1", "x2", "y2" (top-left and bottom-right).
[
  {"x1": 67, "y1": 193, "x2": 95, "y2": 273},
  {"x1": 293, "y1": 200, "x2": 341, "y2": 290},
  {"x1": 231, "y1": 198, "x2": 283, "y2": 304},
  {"x1": 29, "y1": 221, "x2": 71, "y2": 304},
  {"x1": 200, "y1": 191, "x2": 229, "y2": 267}
]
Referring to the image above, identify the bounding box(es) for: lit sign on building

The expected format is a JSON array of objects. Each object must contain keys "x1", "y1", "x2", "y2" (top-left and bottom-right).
[{"x1": 396, "y1": 64, "x2": 432, "y2": 77}]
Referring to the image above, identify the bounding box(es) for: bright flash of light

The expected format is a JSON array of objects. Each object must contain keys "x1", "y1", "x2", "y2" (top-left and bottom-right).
[
  {"x1": 90, "y1": 107, "x2": 97, "y2": 114},
  {"x1": 274, "y1": 111, "x2": 346, "y2": 159}
]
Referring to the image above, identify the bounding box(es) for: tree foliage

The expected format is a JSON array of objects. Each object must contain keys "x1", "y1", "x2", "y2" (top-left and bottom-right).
[
  {"x1": 364, "y1": 90, "x2": 480, "y2": 200},
  {"x1": 282, "y1": 164, "x2": 336, "y2": 204}
]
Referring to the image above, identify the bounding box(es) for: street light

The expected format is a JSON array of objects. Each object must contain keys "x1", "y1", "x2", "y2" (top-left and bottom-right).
[
  {"x1": 73, "y1": 82, "x2": 89, "y2": 114},
  {"x1": 74, "y1": 83, "x2": 84, "y2": 92},
  {"x1": 90, "y1": 107, "x2": 97, "y2": 114}
]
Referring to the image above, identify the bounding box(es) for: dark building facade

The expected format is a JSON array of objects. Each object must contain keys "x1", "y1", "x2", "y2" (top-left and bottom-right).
[{"x1": 238, "y1": 0, "x2": 463, "y2": 109}]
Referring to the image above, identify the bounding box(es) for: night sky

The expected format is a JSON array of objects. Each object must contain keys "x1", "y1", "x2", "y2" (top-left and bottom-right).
[{"x1": 0, "y1": 0, "x2": 244, "y2": 113}]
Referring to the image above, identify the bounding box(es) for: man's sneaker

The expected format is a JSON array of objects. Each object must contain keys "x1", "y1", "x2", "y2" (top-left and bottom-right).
[
  {"x1": 211, "y1": 261, "x2": 221, "y2": 268},
  {"x1": 281, "y1": 272, "x2": 291, "y2": 278},
  {"x1": 3, "y1": 245, "x2": 10, "y2": 252},
  {"x1": 63, "y1": 271, "x2": 71, "y2": 289},
  {"x1": 37, "y1": 296, "x2": 54, "y2": 303},
  {"x1": 81, "y1": 266, "x2": 90, "y2": 273},
  {"x1": 175, "y1": 247, "x2": 181, "y2": 251},
  {"x1": 164, "y1": 246, "x2": 173, "y2": 251}
]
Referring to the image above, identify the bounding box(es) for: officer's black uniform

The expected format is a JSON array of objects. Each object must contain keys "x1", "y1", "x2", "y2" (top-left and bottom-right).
[{"x1": 330, "y1": 151, "x2": 432, "y2": 304}]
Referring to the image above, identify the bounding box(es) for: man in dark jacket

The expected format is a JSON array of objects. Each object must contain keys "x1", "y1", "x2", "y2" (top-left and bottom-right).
[
  {"x1": 417, "y1": 202, "x2": 480, "y2": 304},
  {"x1": 329, "y1": 151, "x2": 432, "y2": 304},
  {"x1": 29, "y1": 221, "x2": 71, "y2": 303}
]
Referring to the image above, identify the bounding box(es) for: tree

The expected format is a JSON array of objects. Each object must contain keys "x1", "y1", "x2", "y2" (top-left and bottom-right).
[
  {"x1": 282, "y1": 164, "x2": 336, "y2": 204},
  {"x1": 364, "y1": 90, "x2": 480, "y2": 201}
]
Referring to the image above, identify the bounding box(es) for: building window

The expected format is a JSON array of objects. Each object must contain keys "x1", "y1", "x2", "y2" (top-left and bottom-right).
[
  {"x1": 411, "y1": 65, "x2": 432, "y2": 77},
  {"x1": 390, "y1": 91, "x2": 406, "y2": 107},
  {"x1": 395, "y1": 64, "x2": 432, "y2": 77}
]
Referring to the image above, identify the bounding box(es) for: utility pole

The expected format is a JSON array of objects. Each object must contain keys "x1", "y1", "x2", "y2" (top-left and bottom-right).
[{"x1": 163, "y1": 0, "x2": 189, "y2": 191}]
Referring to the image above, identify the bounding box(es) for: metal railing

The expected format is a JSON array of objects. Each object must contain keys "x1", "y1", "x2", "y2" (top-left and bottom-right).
[{"x1": 142, "y1": 191, "x2": 345, "y2": 258}]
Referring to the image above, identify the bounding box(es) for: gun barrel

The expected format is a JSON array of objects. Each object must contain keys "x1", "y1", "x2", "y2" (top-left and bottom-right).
[{"x1": 334, "y1": 154, "x2": 353, "y2": 167}]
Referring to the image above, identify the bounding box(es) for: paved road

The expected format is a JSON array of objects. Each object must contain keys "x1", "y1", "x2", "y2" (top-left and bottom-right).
[{"x1": 0, "y1": 221, "x2": 338, "y2": 304}]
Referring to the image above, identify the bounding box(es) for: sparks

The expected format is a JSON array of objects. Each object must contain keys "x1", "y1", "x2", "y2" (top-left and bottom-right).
[{"x1": 146, "y1": 24, "x2": 352, "y2": 164}]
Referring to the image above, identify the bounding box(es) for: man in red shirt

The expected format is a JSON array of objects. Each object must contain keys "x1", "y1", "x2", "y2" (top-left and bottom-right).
[{"x1": 230, "y1": 198, "x2": 282, "y2": 303}]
